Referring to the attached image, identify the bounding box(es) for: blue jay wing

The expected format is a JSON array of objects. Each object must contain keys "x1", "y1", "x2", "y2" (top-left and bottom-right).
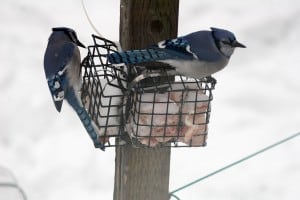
[
  {"x1": 154, "y1": 37, "x2": 195, "y2": 59},
  {"x1": 108, "y1": 31, "x2": 222, "y2": 65},
  {"x1": 44, "y1": 43, "x2": 77, "y2": 112},
  {"x1": 47, "y1": 74, "x2": 67, "y2": 112}
]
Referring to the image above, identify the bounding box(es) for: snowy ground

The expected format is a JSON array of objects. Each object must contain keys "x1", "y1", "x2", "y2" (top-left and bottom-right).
[{"x1": 1, "y1": 0, "x2": 300, "y2": 199}]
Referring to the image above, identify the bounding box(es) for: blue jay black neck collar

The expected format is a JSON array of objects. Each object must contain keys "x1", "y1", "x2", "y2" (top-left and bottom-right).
[
  {"x1": 211, "y1": 31, "x2": 221, "y2": 50},
  {"x1": 211, "y1": 31, "x2": 230, "y2": 58}
]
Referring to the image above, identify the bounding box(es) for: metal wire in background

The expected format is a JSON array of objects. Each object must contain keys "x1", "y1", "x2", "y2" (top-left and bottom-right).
[
  {"x1": 169, "y1": 131, "x2": 300, "y2": 199},
  {"x1": 0, "y1": 166, "x2": 27, "y2": 200},
  {"x1": 1, "y1": 132, "x2": 298, "y2": 200}
]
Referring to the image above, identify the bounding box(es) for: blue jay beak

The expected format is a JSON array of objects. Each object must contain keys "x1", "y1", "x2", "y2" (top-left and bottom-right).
[
  {"x1": 77, "y1": 40, "x2": 86, "y2": 48},
  {"x1": 232, "y1": 40, "x2": 246, "y2": 48}
]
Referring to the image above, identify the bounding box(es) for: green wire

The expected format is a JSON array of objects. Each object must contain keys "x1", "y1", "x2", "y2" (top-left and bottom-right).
[
  {"x1": 169, "y1": 132, "x2": 300, "y2": 199},
  {"x1": 169, "y1": 193, "x2": 181, "y2": 200}
]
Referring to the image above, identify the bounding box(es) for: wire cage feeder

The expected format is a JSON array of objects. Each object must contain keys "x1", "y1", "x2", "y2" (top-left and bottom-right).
[{"x1": 81, "y1": 35, "x2": 216, "y2": 148}]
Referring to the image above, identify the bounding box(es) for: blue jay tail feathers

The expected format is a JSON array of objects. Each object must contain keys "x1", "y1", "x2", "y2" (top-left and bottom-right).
[
  {"x1": 76, "y1": 107, "x2": 105, "y2": 150},
  {"x1": 65, "y1": 87, "x2": 105, "y2": 150},
  {"x1": 107, "y1": 49, "x2": 171, "y2": 65}
]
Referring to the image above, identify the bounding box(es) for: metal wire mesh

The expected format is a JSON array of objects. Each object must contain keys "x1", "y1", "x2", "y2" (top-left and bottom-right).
[{"x1": 81, "y1": 35, "x2": 216, "y2": 148}]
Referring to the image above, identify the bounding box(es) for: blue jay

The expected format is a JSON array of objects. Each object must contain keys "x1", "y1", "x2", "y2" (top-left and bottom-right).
[
  {"x1": 108, "y1": 27, "x2": 246, "y2": 79},
  {"x1": 44, "y1": 27, "x2": 105, "y2": 150}
]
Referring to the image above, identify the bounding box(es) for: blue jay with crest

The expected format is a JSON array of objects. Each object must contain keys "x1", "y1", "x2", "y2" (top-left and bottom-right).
[
  {"x1": 44, "y1": 27, "x2": 105, "y2": 150},
  {"x1": 108, "y1": 27, "x2": 246, "y2": 79}
]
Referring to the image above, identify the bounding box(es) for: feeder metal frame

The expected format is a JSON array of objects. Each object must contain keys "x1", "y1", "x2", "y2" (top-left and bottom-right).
[{"x1": 81, "y1": 35, "x2": 216, "y2": 148}]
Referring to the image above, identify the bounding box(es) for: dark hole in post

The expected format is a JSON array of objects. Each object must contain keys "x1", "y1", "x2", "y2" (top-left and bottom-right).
[{"x1": 150, "y1": 19, "x2": 163, "y2": 34}]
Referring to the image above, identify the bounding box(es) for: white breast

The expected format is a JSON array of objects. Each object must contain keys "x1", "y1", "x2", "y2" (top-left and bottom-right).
[{"x1": 161, "y1": 59, "x2": 228, "y2": 79}]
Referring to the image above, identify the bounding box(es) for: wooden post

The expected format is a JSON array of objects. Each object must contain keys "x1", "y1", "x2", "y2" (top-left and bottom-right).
[{"x1": 114, "y1": 0, "x2": 179, "y2": 200}]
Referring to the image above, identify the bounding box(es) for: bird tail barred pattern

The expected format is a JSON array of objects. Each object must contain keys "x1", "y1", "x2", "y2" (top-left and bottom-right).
[
  {"x1": 108, "y1": 49, "x2": 171, "y2": 65},
  {"x1": 75, "y1": 107, "x2": 105, "y2": 150},
  {"x1": 65, "y1": 88, "x2": 105, "y2": 150}
]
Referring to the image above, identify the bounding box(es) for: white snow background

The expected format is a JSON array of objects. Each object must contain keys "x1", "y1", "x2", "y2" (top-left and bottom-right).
[{"x1": 0, "y1": 0, "x2": 299, "y2": 199}]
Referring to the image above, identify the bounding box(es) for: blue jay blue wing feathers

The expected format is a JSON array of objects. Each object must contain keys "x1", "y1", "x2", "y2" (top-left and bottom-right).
[
  {"x1": 44, "y1": 43, "x2": 76, "y2": 112},
  {"x1": 108, "y1": 31, "x2": 223, "y2": 66},
  {"x1": 154, "y1": 37, "x2": 196, "y2": 59},
  {"x1": 46, "y1": 74, "x2": 67, "y2": 112},
  {"x1": 107, "y1": 37, "x2": 195, "y2": 65}
]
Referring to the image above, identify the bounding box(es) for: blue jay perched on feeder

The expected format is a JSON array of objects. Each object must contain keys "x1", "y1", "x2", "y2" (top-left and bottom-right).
[
  {"x1": 44, "y1": 27, "x2": 105, "y2": 150},
  {"x1": 108, "y1": 27, "x2": 246, "y2": 79}
]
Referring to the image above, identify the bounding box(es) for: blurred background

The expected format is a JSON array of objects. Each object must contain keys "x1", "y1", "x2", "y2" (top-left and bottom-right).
[{"x1": 0, "y1": 0, "x2": 299, "y2": 199}]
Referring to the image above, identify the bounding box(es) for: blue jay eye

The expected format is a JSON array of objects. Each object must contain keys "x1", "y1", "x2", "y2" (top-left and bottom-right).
[
  {"x1": 65, "y1": 30, "x2": 77, "y2": 43},
  {"x1": 69, "y1": 33, "x2": 77, "y2": 42},
  {"x1": 221, "y1": 40, "x2": 231, "y2": 45}
]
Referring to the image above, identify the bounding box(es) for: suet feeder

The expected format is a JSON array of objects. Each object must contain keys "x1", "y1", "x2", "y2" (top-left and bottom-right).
[{"x1": 81, "y1": 35, "x2": 216, "y2": 148}]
